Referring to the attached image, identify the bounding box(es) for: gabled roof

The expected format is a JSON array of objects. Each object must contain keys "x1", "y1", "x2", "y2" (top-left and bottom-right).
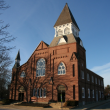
[
  {"x1": 36, "y1": 41, "x2": 49, "y2": 50},
  {"x1": 54, "y1": 3, "x2": 80, "y2": 30},
  {"x1": 15, "y1": 50, "x2": 20, "y2": 60},
  {"x1": 49, "y1": 34, "x2": 76, "y2": 47}
]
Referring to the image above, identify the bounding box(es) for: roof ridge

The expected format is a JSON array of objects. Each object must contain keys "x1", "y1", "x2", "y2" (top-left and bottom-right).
[
  {"x1": 54, "y1": 3, "x2": 80, "y2": 30},
  {"x1": 42, "y1": 40, "x2": 49, "y2": 46}
]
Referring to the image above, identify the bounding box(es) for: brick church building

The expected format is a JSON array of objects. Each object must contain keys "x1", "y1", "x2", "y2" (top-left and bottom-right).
[{"x1": 9, "y1": 3, "x2": 104, "y2": 105}]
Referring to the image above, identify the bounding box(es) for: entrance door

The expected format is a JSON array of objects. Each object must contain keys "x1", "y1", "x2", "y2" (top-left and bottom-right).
[
  {"x1": 96, "y1": 90, "x2": 98, "y2": 101},
  {"x1": 58, "y1": 92, "x2": 65, "y2": 102},
  {"x1": 57, "y1": 85, "x2": 65, "y2": 102},
  {"x1": 18, "y1": 86, "x2": 25, "y2": 101},
  {"x1": 19, "y1": 93, "x2": 24, "y2": 101}
]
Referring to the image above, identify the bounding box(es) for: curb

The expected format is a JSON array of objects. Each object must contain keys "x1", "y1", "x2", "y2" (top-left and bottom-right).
[
  {"x1": 88, "y1": 100, "x2": 110, "y2": 109},
  {"x1": 72, "y1": 99, "x2": 110, "y2": 109}
]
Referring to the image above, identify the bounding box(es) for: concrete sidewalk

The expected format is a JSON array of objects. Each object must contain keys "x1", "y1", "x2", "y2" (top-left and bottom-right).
[
  {"x1": 71, "y1": 99, "x2": 110, "y2": 109},
  {"x1": 0, "y1": 99, "x2": 110, "y2": 110}
]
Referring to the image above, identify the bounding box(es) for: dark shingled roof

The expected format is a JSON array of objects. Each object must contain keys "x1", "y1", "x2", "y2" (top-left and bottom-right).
[
  {"x1": 13, "y1": 63, "x2": 20, "y2": 69},
  {"x1": 43, "y1": 41, "x2": 49, "y2": 46},
  {"x1": 15, "y1": 51, "x2": 20, "y2": 60},
  {"x1": 54, "y1": 3, "x2": 80, "y2": 30},
  {"x1": 49, "y1": 33, "x2": 81, "y2": 47}
]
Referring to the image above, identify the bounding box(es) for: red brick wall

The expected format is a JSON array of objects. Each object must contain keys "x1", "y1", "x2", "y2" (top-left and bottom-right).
[{"x1": 9, "y1": 42, "x2": 104, "y2": 103}]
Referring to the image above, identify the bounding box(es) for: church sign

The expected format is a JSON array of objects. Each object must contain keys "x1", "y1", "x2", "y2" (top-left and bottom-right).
[{"x1": 31, "y1": 96, "x2": 37, "y2": 102}]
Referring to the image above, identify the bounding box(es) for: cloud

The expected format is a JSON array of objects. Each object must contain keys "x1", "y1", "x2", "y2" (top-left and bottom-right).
[
  {"x1": 91, "y1": 62, "x2": 110, "y2": 72},
  {"x1": 90, "y1": 62, "x2": 110, "y2": 87}
]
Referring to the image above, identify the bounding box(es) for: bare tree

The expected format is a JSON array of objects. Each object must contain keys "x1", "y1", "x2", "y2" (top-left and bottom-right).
[{"x1": 0, "y1": 0, "x2": 15, "y2": 99}]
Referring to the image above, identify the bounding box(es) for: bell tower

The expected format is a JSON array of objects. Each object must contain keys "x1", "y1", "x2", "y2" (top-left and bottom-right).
[{"x1": 54, "y1": 3, "x2": 80, "y2": 37}]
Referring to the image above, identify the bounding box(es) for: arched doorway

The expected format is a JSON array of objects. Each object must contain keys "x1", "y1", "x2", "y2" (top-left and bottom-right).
[
  {"x1": 18, "y1": 86, "x2": 25, "y2": 101},
  {"x1": 57, "y1": 85, "x2": 65, "y2": 102}
]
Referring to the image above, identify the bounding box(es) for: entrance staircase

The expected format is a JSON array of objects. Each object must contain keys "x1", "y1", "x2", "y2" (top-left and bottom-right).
[
  {"x1": 10, "y1": 101, "x2": 22, "y2": 105},
  {"x1": 49, "y1": 102, "x2": 65, "y2": 108}
]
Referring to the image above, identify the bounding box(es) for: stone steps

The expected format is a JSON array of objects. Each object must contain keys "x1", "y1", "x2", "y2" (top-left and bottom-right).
[{"x1": 49, "y1": 102, "x2": 65, "y2": 108}]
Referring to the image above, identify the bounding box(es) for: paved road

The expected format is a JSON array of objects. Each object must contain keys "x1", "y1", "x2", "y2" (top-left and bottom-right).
[
  {"x1": 0, "y1": 105, "x2": 62, "y2": 110},
  {"x1": 91, "y1": 101, "x2": 110, "y2": 109}
]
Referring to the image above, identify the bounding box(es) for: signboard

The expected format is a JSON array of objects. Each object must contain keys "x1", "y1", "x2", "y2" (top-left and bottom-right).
[
  {"x1": 58, "y1": 85, "x2": 65, "y2": 91},
  {"x1": 19, "y1": 86, "x2": 25, "y2": 92},
  {"x1": 31, "y1": 96, "x2": 37, "y2": 102}
]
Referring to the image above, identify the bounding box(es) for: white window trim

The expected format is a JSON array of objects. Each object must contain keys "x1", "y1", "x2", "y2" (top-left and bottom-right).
[
  {"x1": 20, "y1": 71, "x2": 26, "y2": 78},
  {"x1": 58, "y1": 62, "x2": 66, "y2": 75},
  {"x1": 82, "y1": 87, "x2": 85, "y2": 98},
  {"x1": 81, "y1": 71, "x2": 84, "y2": 79},
  {"x1": 36, "y1": 58, "x2": 46, "y2": 77},
  {"x1": 87, "y1": 73, "x2": 90, "y2": 81},
  {"x1": 40, "y1": 88, "x2": 43, "y2": 98},
  {"x1": 88, "y1": 88, "x2": 90, "y2": 98},
  {"x1": 43, "y1": 88, "x2": 46, "y2": 98},
  {"x1": 64, "y1": 27, "x2": 70, "y2": 35}
]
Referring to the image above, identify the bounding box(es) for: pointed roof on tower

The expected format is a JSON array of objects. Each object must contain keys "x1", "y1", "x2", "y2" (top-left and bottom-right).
[
  {"x1": 15, "y1": 50, "x2": 20, "y2": 60},
  {"x1": 54, "y1": 3, "x2": 80, "y2": 30}
]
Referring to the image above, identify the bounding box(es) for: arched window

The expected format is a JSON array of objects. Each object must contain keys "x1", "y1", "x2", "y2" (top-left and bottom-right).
[
  {"x1": 57, "y1": 29, "x2": 63, "y2": 36},
  {"x1": 36, "y1": 58, "x2": 45, "y2": 77},
  {"x1": 33, "y1": 88, "x2": 36, "y2": 96},
  {"x1": 64, "y1": 27, "x2": 70, "y2": 34},
  {"x1": 20, "y1": 71, "x2": 26, "y2": 78},
  {"x1": 58, "y1": 62, "x2": 66, "y2": 75},
  {"x1": 40, "y1": 88, "x2": 42, "y2": 97},
  {"x1": 37, "y1": 88, "x2": 39, "y2": 97}
]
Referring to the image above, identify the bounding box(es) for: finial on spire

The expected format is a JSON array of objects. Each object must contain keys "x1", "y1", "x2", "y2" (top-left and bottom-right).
[
  {"x1": 13, "y1": 50, "x2": 20, "y2": 68},
  {"x1": 15, "y1": 50, "x2": 20, "y2": 61}
]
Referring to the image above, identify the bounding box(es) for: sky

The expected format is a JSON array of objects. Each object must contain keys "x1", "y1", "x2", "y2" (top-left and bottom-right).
[{"x1": 1, "y1": 0, "x2": 110, "y2": 87}]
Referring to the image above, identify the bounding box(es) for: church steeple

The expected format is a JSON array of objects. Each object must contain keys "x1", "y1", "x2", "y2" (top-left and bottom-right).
[
  {"x1": 15, "y1": 50, "x2": 20, "y2": 61},
  {"x1": 54, "y1": 3, "x2": 80, "y2": 37},
  {"x1": 13, "y1": 50, "x2": 20, "y2": 68}
]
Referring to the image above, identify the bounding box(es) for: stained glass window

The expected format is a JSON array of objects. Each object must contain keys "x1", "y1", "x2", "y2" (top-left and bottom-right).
[
  {"x1": 20, "y1": 71, "x2": 26, "y2": 78},
  {"x1": 36, "y1": 58, "x2": 45, "y2": 77},
  {"x1": 58, "y1": 62, "x2": 66, "y2": 75}
]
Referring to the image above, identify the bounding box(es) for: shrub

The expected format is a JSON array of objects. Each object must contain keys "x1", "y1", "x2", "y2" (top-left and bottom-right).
[
  {"x1": 2, "y1": 99, "x2": 14, "y2": 105},
  {"x1": 15, "y1": 102, "x2": 50, "y2": 107},
  {"x1": 63, "y1": 100, "x2": 78, "y2": 107}
]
